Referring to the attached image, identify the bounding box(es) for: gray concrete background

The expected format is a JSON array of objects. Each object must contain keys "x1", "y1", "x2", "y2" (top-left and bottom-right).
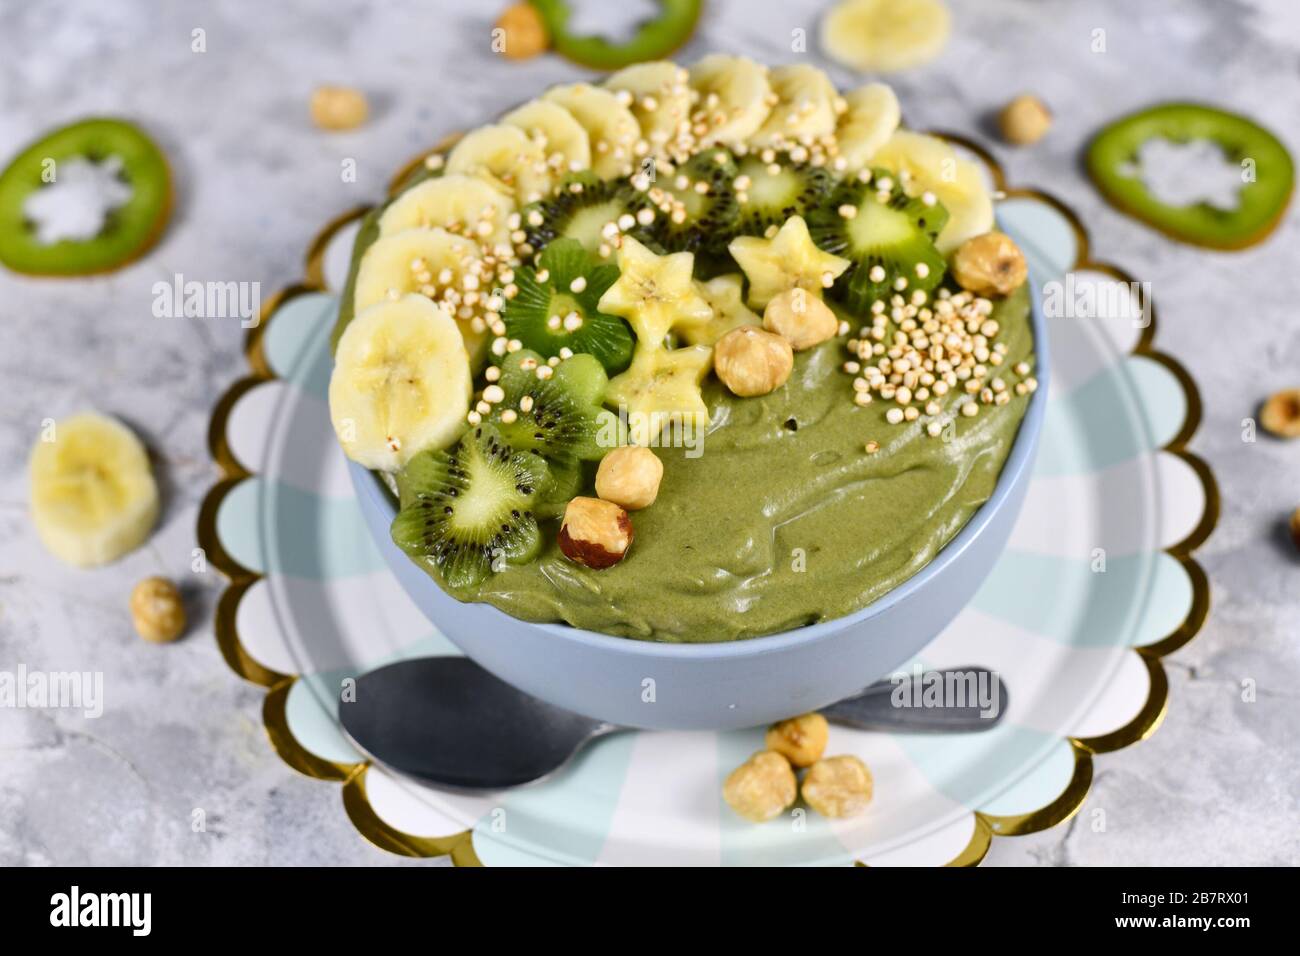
[{"x1": 0, "y1": 0, "x2": 1296, "y2": 866}]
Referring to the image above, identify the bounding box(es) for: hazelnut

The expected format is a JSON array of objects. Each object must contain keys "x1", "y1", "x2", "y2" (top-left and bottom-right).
[
  {"x1": 1260, "y1": 389, "x2": 1300, "y2": 438},
  {"x1": 494, "y1": 2, "x2": 549, "y2": 60},
  {"x1": 130, "y1": 577, "x2": 186, "y2": 643},
  {"x1": 999, "y1": 94, "x2": 1052, "y2": 146},
  {"x1": 309, "y1": 85, "x2": 369, "y2": 131},
  {"x1": 801, "y1": 755, "x2": 873, "y2": 819},
  {"x1": 723, "y1": 751, "x2": 797, "y2": 823},
  {"x1": 595, "y1": 446, "x2": 663, "y2": 510},
  {"x1": 763, "y1": 288, "x2": 839, "y2": 351},
  {"x1": 1290, "y1": 506, "x2": 1300, "y2": 550},
  {"x1": 715, "y1": 326, "x2": 794, "y2": 397},
  {"x1": 951, "y1": 232, "x2": 1028, "y2": 297},
  {"x1": 764, "y1": 712, "x2": 829, "y2": 768},
  {"x1": 558, "y1": 497, "x2": 632, "y2": 569}
]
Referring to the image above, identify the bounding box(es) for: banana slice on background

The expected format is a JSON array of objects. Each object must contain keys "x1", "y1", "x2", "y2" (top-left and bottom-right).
[
  {"x1": 501, "y1": 99, "x2": 592, "y2": 174},
  {"x1": 688, "y1": 54, "x2": 773, "y2": 147},
  {"x1": 835, "y1": 83, "x2": 901, "y2": 170},
  {"x1": 29, "y1": 412, "x2": 159, "y2": 567},
  {"x1": 870, "y1": 130, "x2": 995, "y2": 252},
  {"x1": 329, "y1": 295, "x2": 472, "y2": 471},
  {"x1": 446, "y1": 123, "x2": 555, "y2": 204},
  {"x1": 379, "y1": 174, "x2": 516, "y2": 247},
  {"x1": 749, "y1": 64, "x2": 840, "y2": 147},
  {"x1": 542, "y1": 83, "x2": 641, "y2": 179},
  {"x1": 604, "y1": 61, "x2": 693, "y2": 153},
  {"x1": 821, "y1": 0, "x2": 952, "y2": 73}
]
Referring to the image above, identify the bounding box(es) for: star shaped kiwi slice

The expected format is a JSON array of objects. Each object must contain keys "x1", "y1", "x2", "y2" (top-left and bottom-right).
[
  {"x1": 596, "y1": 235, "x2": 713, "y2": 349},
  {"x1": 677, "y1": 273, "x2": 762, "y2": 346},
  {"x1": 605, "y1": 343, "x2": 714, "y2": 447},
  {"x1": 728, "y1": 215, "x2": 851, "y2": 309}
]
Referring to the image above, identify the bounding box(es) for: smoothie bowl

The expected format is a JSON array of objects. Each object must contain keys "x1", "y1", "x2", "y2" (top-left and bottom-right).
[{"x1": 330, "y1": 57, "x2": 1047, "y2": 729}]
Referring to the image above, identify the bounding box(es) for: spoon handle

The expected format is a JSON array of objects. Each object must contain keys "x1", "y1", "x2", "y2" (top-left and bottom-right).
[{"x1": 820, "y1": 666, "x2": 1007, "y2": 733}]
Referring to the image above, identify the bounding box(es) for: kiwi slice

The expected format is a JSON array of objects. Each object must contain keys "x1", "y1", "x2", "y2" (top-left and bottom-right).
[
  {"x1": 504, "y1": 238, "x2": 634, "y2": 373},
  {"x1": 488, "y1": 348, "x2": 611, "y2": 464},
  {"x1": 1087, "y1": 102, "x2": 1293, "y2": 249},
  {"x1": 537, "y1": 458, "x2": 587, "y2": 519},
  {"x1": 0, "y1": 118, "x2": 171, "y2": 276},
  {"x1": 392, "y1": 424, "x2": 550, "y2": 594},
  {"x1": 630, "y1": 147, "x2": 739, "y2": 254},
  {"x1": 523, "y1": 171, "x2": 635, "y2": 256},
  {"x1": 531, "y1": 0, "x2": 703, "y2": 71},
  {"x1": 809, "y1": 170, "x2": 948, "y2": 314},
  {"x1": 733, "y1": 152, "x2": 834, "y2": 237}
]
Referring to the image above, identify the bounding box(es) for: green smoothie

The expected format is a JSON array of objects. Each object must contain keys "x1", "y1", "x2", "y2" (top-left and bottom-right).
[{"x1": 460, "y1": 284, "x2": 1035, "y2": 642}]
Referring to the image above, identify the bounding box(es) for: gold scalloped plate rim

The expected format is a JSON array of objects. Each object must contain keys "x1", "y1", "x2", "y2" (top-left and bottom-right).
[{"x1": 197, "y1": 136, "x2": 1219, "y2": 868}]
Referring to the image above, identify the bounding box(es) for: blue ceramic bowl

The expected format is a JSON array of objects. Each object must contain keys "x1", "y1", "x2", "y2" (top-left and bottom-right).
[{"x1": 349, "y1": 273, "x2": 1049, "y2": 731}]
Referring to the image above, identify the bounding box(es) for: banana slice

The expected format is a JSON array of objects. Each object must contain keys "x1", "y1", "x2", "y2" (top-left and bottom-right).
[
  {"x1": 351, "y1": 226, "x2": 491, "y2": 366},
  {"x1": 501, "y1": 99, "x2": 592, "y2": 174},
  {"x1": 870, "y1": 130, "x2": 994, "y2": 252},
  {"x1": 379, "y1": 174, "x2": 516, "y2": 247},
  {"x1": 330, "y1": 295, "x2": 472, "y2": 471},
  {"x1": 936, "y1": 160, "x2": 996, "y2": 253},
  {"x1": 542, "y1": 83, "x2": 641, "y2": 180},
  {"x1": 604, "y1": 61, "x2": 693, "y2": 153},
  {"x1": 446, "y1": 123, "x2": 555, "y2": 204},
  {"x1": 688, "y1": 54, "x2": 773, "y2": 147},
  {"x1": 835, "y1": 83, "x2": 901, "y2": 170},
  {"x1": 821, "y1": 0, "x2": 952, "y2": 73},
  {"x1": 353, "y1": 227, "x2": 483, "y2": 313},
  {"x1": 29, "y1": 412, "x2": 159, "y2": 567},
  {"x1": 749, "y1": 64, "x2": 840, "y2": 148}
]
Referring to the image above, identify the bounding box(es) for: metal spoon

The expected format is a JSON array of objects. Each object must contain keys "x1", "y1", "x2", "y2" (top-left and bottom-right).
[{"x1": 340, "y1": 657, "x2": 1007, "y2": 791}]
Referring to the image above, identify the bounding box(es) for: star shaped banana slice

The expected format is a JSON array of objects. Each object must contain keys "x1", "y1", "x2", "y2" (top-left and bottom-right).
[
  {"x1": 728, "y1": 215, "x2": 852, "y2": 309},
  {"x1": 597, "y1": 236, "x2": 713, "y2": 348},
  {"x1": 605, "y1": 343, "x2": 714, "y2": 447}
]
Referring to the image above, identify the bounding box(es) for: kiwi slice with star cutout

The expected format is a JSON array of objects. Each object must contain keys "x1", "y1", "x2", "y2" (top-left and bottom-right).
[
  {"x1": 503, "y1": 238, "x2": 635, "y2": 373},
  {"x1": 630, "y1": 147, "x2": 740, "y2": 255},
  {"x1": 1087, "y1": 102, "x2": 1293, "y2": 249},
  {"x1": 531, "y1": 0, "x2": 703, "y2": 71},
  {"x1": 522, "y1": 171, "x2": 636, "y2": 257},
  {"x1": 809, "y1": 169, "x2": 948, "y2": 314},
  {"x1": 391, "y1": 423, "x2": 550, "y2": 595},
  {"x1": 0, "y1": 117, "x2": 171, "y2": 276},
  {"x1": 488, "y1": 347, "x2": 613, "y2": 466},
  {"x1": 732, "y1": 151, "x2": 834, "y2": 238}
]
